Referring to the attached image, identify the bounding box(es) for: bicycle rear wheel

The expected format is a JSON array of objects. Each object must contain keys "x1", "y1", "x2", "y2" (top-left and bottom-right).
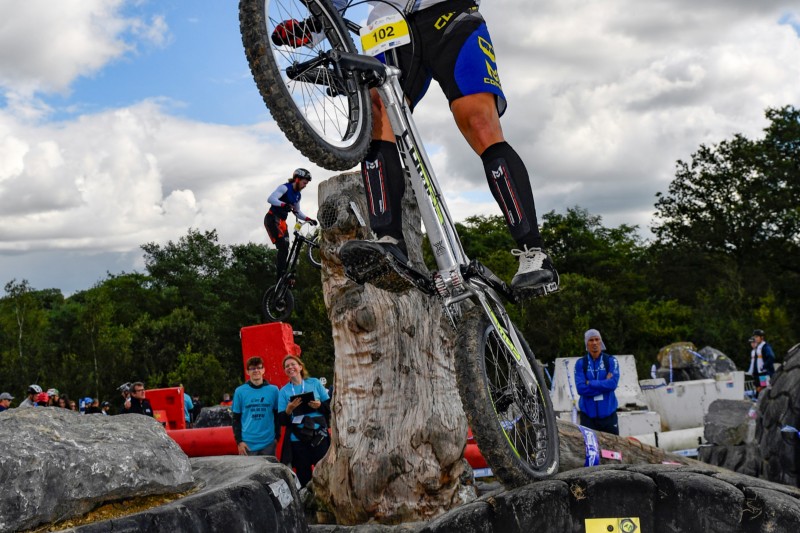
[
  {"x1": 240, "y1": 0, "x2": 372, "y2": 170},
  {"x1": 455, "y1": 306, "x2": 559, "y2": 486},
  {"x1": 262, "y1": 285, "x2": 295, "y2": 322}
]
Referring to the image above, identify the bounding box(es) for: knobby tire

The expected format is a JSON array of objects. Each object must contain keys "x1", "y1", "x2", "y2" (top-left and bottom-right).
[
  {"x1": 455, "y1": 306, "x2": 559, "y2": 486},
  {"x1": 262, "y1": 285, "x2": 295, "y2": 323},
  {"x1": 239, "y1": 0, "x2": 372, "y2": 170}
]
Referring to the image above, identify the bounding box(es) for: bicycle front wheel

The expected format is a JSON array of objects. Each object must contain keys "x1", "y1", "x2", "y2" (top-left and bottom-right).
[
  {"x1": 240, "y1": 0, "x2": 372, "y2": 170},
  {"x1": 307, "y1": 233, "x2": 322, "y2": 269},
  {"x1": 262, "y1": 285, "x2": 295, "y2": 322},
  {"x1": 455, "y1": 306, "x2": 559, "y2": 486}
]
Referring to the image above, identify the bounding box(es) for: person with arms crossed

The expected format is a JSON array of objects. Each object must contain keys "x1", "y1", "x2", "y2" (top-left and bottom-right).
[
  {"x1": 273, "y1": 0, "x2": 559, "y2": 296},
  {"x1": 574, "y1": 329, "x2": 620, "y2": 435},
  {"x1": 233, "y1": 357, "x2": 281, "y2": 456}
]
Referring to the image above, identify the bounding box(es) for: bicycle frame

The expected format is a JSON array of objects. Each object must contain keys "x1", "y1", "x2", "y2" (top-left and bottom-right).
[{"x1": 336, "y1": 51, "x2": 540, "y2": 394}]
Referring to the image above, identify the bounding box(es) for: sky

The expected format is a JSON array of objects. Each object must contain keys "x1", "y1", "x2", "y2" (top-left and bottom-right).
[{"x1": 0, "y1": 0, "x2": 798, "y2": 295}]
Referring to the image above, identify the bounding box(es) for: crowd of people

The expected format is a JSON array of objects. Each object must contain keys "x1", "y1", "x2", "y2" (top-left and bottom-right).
[{"x1": 0, "y1": 385, "x2": 112, "y2": 414}]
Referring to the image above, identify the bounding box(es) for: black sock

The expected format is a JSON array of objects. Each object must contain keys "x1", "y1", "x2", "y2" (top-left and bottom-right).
[
  {"x1": 481, "y1": 141, "x2": 543, "y2": 249},
  {"x1": 361, "y1": 140, "x2": 405, "y2": 240}
]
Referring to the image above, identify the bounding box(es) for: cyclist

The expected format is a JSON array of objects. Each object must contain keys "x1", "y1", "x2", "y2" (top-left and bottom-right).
[
  {"x1": 265, "y1": 168, "x2": 318, "y2": 281},
  {"x1": 273, "y1": 0, "x2": 559, "y2": 297}
]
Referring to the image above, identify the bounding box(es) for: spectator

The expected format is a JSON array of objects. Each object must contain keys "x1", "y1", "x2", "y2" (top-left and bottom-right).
[
  {"x1": 0, "y1": 392, "x2": 13, "y2": 411},
  {"x1": 47, "y1": 388, "x2": 60, "y2": 407},
  {"x1": 101, "y1": 401, "x2": 111, "y2": 415},
  {"x1": 748, "y1": 329, "x2": 776, "y2": 391},
  {"x1": 232, "y1": 357, "x2": 280, "y2": 456},
  {"x1": 191, "y1": 395, "x2": 203, "y2": 424},
  {"x1": 68, "y1": 400, "x2": 78, "y2": 411},
  {"x1": 18, "y1": 385, "x2": 42, "y2": 408},
  {"x1": 85, "y1": 398, "x2": 102, "y2": 414},
  {"x1": 183, "y1": 389, "x2": 193, "y2": 427},
  {"x1": 278, "y1": 355, "x2": 331, "y2": 487},
  {"x1": 35, "y1": 392, "x2": 50, "y2": 406},
  {"x1": 220, "y1": 393, "x2": 233, "y2": 407},
  {"x1": 574, "y1": 329, "x2": 621, "y2": 435},
  {"x1": 122, "y1": 382, "x2": 154, "y2": 417}
]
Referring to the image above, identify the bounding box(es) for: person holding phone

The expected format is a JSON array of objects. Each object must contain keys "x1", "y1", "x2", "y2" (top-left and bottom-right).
[{"x1": 278, "y1": 355, "x2": 331, "y2": 487}]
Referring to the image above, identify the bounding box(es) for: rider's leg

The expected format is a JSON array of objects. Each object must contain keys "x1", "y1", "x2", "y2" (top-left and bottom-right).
[
  {"x1": 451, "y1": 93, "x2": 558, "y2": 292},
  {"x1": 266, "y1": 212, "x2": 290, "y2": 281},
  {"x1": 275, "y1": 236, "x2": 290, "y2": 281},
  {"x1": 360, "y1": 90, "x2": 406, "y2": 247}
]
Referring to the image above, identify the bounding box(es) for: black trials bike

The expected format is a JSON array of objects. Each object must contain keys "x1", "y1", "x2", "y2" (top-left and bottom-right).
[{"x1": 263, "y1": 221, "x2": 321, "y2": 322}]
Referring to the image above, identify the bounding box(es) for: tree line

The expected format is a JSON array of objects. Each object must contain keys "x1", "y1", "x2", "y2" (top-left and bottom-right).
[{"x1": 1, "y1": 106, "x2": 797, "y2": 405}]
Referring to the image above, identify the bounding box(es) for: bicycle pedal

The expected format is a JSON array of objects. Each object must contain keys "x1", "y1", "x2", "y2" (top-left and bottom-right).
[
  {"x1": 341, "y1": 246, "x2": 415, "y2": 293},
  {"x1": 515, "y1": 281, "x2": 560, "y2": 300}
]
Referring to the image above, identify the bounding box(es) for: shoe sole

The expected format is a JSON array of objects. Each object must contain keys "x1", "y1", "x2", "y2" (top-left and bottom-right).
[
  {"x1": 340, "y1": 244, "x2": 416, "y2": 293},
  {"x1": 514, "y1": 281, "x2": 560, "y2": 300}
]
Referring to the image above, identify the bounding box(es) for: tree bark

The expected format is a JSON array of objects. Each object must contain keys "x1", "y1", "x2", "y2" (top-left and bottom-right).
[
  {"x1": 556, "y1": 419, "x2": 714, "y2": 470},
  {"x1": 312, "y1": 172, "x2": 475, "y2": 525}
]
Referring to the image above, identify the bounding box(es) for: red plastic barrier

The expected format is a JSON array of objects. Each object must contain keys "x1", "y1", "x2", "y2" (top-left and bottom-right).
[
  {"x1": 168, "y1": 427, "x2": 238, "y2": 457},
  {"x1": 146, "y1": 387, "x2": 186, "y2": 430},
  {"x1": 240, "y1": 323, "x2": 300, "y2": 387}
]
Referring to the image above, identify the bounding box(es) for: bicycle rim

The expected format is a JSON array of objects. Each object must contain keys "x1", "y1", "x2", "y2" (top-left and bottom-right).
[
  {"x1": 262, "y1": 285, "x2": 295, "y2": 322},
  {"x1": 307, "y1": 234, "x2": 322, "y2": 269},
  {"x1": 240, "y1": 0, "x2": 372, "y2": 170},
  {"x1": 455, "y1": 306, "x2": 559, "y2": 486}
]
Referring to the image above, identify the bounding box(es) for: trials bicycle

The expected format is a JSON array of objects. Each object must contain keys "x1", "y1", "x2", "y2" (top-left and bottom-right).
[
  {"x1": 263, "y1": 221, "x2": 322, "y2": 322},
  {"x1": 240, "y1": 0, "x2": 560, "y2": 485}
]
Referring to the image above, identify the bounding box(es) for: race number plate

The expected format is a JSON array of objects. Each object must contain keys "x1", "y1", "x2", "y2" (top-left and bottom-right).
[{"x1": 359, "y1": 14, "x2": 410, "y2": 56}]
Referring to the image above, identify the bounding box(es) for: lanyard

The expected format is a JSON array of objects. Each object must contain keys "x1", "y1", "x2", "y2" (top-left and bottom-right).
[{"x1": 291, "y1": 380, "x2": 305, "y2": 395}]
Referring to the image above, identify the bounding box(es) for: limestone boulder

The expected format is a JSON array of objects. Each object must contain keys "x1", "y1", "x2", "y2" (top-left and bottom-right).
[
  {"x1": 0, "y1": 408, "x2": 194, "y2": 532},
  {"x1": 193, "y1": 405, "x2": 234, "y2": 428},
  {"x1": 704, "y1": 399, "x2": 754, "y2": 446}
]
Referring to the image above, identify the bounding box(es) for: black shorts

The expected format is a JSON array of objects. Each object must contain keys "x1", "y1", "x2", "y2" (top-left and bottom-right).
[
  {"x1": 380, "y1": 0, "x2": 507, "y2": 115},
  {"x1": 264, "y1": 211, "x2": 289, "y2": 245}
]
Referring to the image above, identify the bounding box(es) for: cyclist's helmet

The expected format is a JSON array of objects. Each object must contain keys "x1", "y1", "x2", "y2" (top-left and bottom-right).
[
  {"x1": 293, "y1": 168, "x2": 312, "y2": 181},
  {"x1": 28, "y1": 384, "x2": 43, "y2": 395}
]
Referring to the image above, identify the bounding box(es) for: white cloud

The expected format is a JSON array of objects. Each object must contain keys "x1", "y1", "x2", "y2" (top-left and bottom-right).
[
  {"x1": 0, "y1": 0, "x2": 168, "y2": 95},
  {"x1": 0, "y1": 0, "x2": 799, "y2": 293}
]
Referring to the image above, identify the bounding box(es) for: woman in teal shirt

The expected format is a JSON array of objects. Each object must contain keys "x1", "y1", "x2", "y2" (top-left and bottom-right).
[{"x1": 278, "y1": 355, "x2": 331, "y2": 487}]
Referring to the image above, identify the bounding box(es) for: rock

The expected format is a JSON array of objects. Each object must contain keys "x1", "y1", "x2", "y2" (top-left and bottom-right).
[
  {"x1": 704, "y1": 399, "x2": 754, "y2": 445},
  {"x1": 758, "y1": 343, "x2": 800, "y2": 487},
  {"x1": 66, "y1": 456, "x2": 308, "y2": 533},
  {"x1": 193, "y1": 405, "x2": 234, "y2": 428},
  {"x1": 0, "y1": 408, "x2": 193, "y2": 532},
  {"x1": 698, "y1": 443, "x2": 761, "y2": 477}
]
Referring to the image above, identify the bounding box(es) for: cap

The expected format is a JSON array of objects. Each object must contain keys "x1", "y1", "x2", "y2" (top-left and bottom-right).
[
  {"x1": 0, "y1": 392, "x2": 14, "y2": 401},
  {"x1": 27, "y1": 384, "x2": 42, "y2": 395},
  {"x1": 584, "y1": 329, "x2": 607, "y2": 351},
  {"x1": 101, "y1": 401, "x2": 110, "y2": 407},
  {"x1": 749, "y1": 336, "x2": 756, "y2": 343},
  {"x1": 752, "y1": 329, "x2": 765, "y2": 337},
  {"x1": 47, "y1": 388, "x2": 59, "y2": 396}
]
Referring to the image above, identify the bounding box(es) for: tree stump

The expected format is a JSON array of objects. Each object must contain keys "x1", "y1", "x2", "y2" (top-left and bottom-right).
[{"x1": 312, "y1": 172, "x2": 475, "y2": 525}]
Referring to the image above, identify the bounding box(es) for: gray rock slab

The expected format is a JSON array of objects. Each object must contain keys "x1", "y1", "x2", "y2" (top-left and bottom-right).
[
  {"x1": 704, "y1": 399, "x2": 754, "y2": 445},
  {"x1": 62, "y1": 456, "x2": 308, "y2": 533},
  {"x1": 0, "y1": 408, "x2": 193, "y2": 532},
  {"x1": 193, "y1": 405, "x2": 233, "y2": 428}
]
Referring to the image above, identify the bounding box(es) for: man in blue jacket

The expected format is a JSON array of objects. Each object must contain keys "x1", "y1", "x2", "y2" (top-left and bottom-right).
[{"x1": 574, "y1": 329, "x2": 620, "y2": 435}]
